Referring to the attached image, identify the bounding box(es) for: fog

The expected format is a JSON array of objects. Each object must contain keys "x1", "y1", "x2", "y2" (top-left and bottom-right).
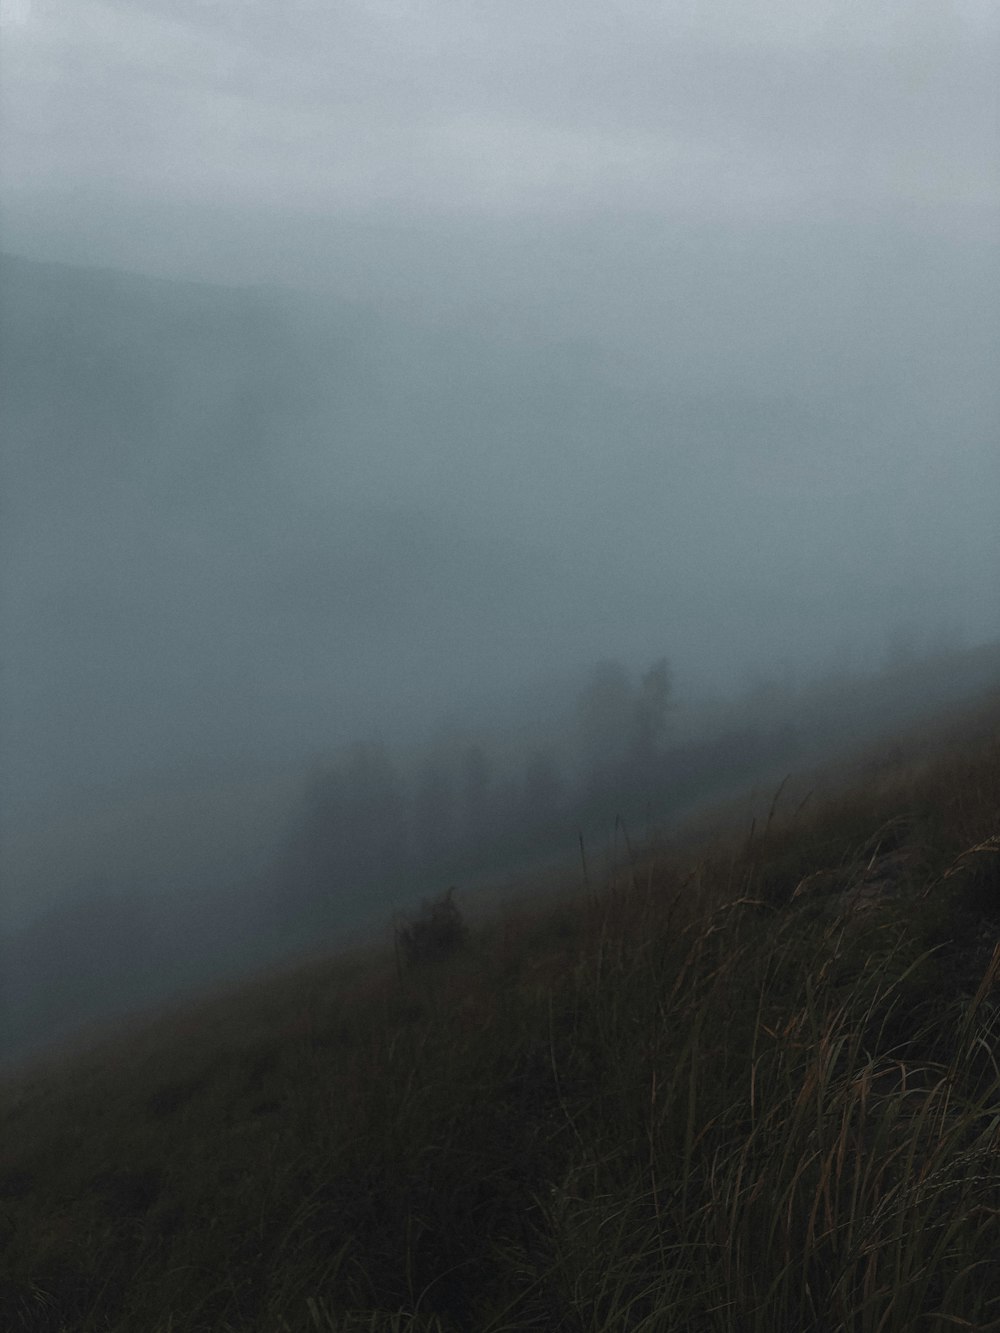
[{"x1": 1, "y1": 0, "x2": 998, "y2": 1057}]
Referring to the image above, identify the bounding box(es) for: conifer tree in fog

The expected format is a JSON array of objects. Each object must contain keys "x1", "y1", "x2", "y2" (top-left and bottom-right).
[
  {"x1": 521, "y1": 750, "x2": 563, "y2": 843},
  {"x1": 576, "y1": 660, "x2": 634, "y2": 769},
  {"x1": 574, "y1": 657, "x2": 674, "y2": 818},
  {"x1": 342, "y1": 741, "x2": 407, "y2": 886},
  {"x1": 632, "y1": 657, "x2": 673, "y2": 763},
  {"x1": 575, "y1": 659, "x2": 635, "y2": 810},
  {"x1": 285, "y1": 764, "x2": 346, "y2": 906},
  {"x1": 629, "y1": 656, "x2": 674, "y2": 805},
  {"x1": 459, "y1": 742, "x2": 494, "y2": 859},
  {"x1": 412, "y1": 752, "x2": 457, "y2": 869}
]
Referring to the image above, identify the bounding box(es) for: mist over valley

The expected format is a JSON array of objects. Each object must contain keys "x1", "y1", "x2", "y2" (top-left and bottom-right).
[{"x1": 1, "y1": 0, "x2": 997, "y2": 1063}]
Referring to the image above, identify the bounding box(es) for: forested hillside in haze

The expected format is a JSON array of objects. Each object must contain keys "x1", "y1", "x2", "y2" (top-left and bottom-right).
[{"x1": 2, "y1": 2, "x2": 998, "y2": 1323}]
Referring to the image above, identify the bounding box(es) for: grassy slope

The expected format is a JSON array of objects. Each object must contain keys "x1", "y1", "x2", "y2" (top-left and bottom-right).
[{"x1": 1, "y1": 691, "x2": 999, "y2": 1332}]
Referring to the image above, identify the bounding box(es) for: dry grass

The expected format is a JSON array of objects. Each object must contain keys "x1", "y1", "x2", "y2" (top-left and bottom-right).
[{"x1": 1, "y1": 693, "x2": 999, "y2": 1331}]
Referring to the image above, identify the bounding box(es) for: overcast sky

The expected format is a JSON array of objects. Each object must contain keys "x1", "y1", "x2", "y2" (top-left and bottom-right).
[
  {"x1": 2, "y1": 0, "x2": 997, "y2": 284},
  {"x1": 3, "y1": 0, "x2": 1000, "y2": 1064},
  {"x1": 2, "y1": 0, "x2": 997, "y2": 647},
  {"x1": 2, "y1": 0, "x2": 998, "y2": 700},
  {"x1": 1, "y1": 0, "x2": 999, "y2": 910}
]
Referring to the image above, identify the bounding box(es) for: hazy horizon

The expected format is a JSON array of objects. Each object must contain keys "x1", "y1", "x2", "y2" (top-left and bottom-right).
[{"x1": 1, "y1": 1, "x2": 998, "y2": 965}]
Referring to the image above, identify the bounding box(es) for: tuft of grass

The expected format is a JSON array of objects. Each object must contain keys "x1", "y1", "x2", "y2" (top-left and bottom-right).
[
  {"x1": 1, "y1": 693, "x2": 999, "y2": 1330},
  {"x1": 395, "y1": 888, "x2": 469, "y2": 970}
]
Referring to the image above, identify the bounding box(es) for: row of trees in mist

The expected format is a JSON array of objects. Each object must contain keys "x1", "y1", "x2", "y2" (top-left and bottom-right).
[
  {"x1": 9, "y1": 637, "x2": 997, "y2": 1063},
  {"x1": 274, "y1": 656, "x2": 786, "y2": 929},
  {"x1": 0, "y1": 653, "x2": 793, "y2": 1060},
  {"x1": 280, "y1": 631, "x2": 1000, "y2": 934}
]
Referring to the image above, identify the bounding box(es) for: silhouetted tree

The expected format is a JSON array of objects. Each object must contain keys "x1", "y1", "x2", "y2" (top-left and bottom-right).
[
  {"x1": 293, "y1": 765, "x2": 346, "y2": 887},
  {"x1": 521, "y1": 749, "x2": 564, "y2": 843},
  {"x1": 342, "y1": 741, "x2": 407, "y2": 885},
  {"x1": 397, "y1": 887, "x2": 467, "y2": 967},
  {"x1": 459, "y1": 742, "x2": 494, "y2": 857},
  {"x1": 412, "y1": 753, "x2": 457, "y2": 868},
  {"x1": 631, "y1": 657, "x2": 673, "y2": 763},
  {"x1": 576, "y1": 659, "x2": 634, "y2": 801}
]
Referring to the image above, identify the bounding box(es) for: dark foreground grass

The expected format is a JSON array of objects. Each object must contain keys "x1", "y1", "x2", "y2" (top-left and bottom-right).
[{"x1": 2, "y1": 694, "x2": 1000, "y2": 1331}]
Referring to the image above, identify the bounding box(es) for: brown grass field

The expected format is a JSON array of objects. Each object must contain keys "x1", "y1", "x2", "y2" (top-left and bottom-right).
[{"x1": 2, "y1": 686, "x2": 999, "y2": 1331}]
